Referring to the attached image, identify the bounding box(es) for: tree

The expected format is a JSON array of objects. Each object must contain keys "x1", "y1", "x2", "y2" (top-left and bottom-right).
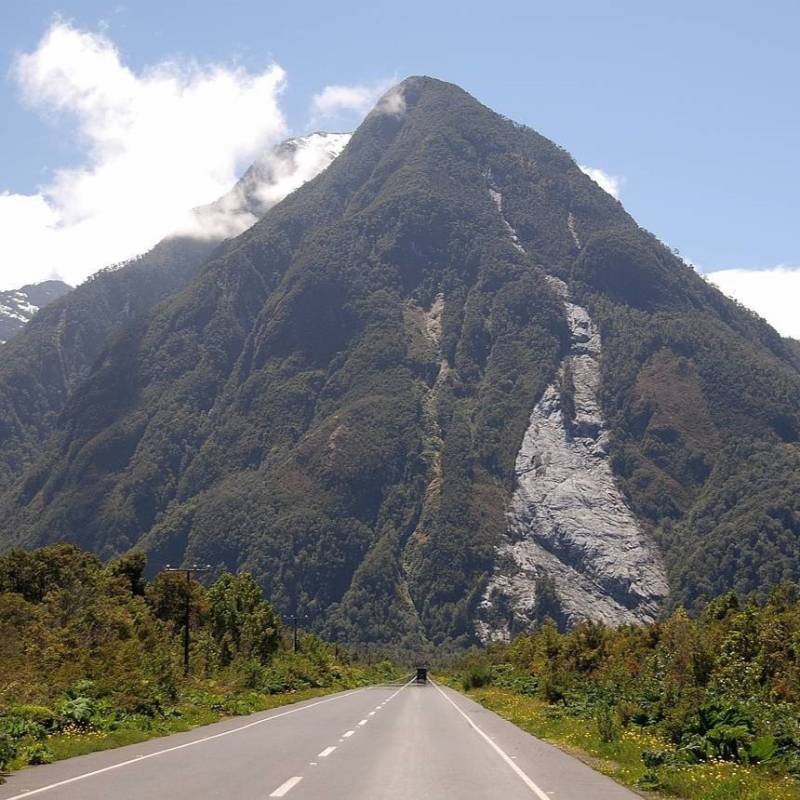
[
  {"x1": 207, "y1": 573, "x2": 281, "y2": 665},
  {"x1": 146, "y1": 571, "x2": 207, "y2": 633},
  {"x1": 108, "y1": 552, "x2": 147, "y2": 596}
]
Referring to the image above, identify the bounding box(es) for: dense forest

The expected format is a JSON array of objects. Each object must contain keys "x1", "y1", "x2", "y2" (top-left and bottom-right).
[
  {"x1": 0, "y1": 235, "x2": 218, "y2": 489},
  {"x1": 457, "y1": 586, "x2": 800, "y2": 797},
  {"x1": 0, "y1": 77, "x2": 798, "y2": 646},
  {"x1": 0, "y1": 544, "x2": 395, "y2": 778}
]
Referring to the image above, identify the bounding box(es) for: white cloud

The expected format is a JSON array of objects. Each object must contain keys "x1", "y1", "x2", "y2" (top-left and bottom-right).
[
  {"x1": 251, "y1": 132, "x2": 351, "y2": 209},
  {"x1": 579, "y1": 165, "x2": 623, "y2": 199},
  {"x1": 310, "y1": 78, "x2": 397, "y2": 121},
  {"x1": 704, "y1": 265, "x2": 800, "y2": 339},
  {"x1": 188, "y1": 132, "x2": 351, "y2": 240},
  {"x1": 0, "y1": 21, "x2": 289, "y2": 289},
  {"x1": 375, "y1": 84, "x2": 406, "y2": 117}
]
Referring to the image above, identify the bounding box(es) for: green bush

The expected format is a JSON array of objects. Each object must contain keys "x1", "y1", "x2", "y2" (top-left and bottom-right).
[
  {"x1": 494, "y1": 670, "x2": 538, "y2": 695},
  {"x1": 5, "y1": 706, "x2": 57, "y2": 729},
  {"x1": 0, "y1": 733, "x2": 17, "y2": 773},
  {"x1": 679, "y1": 703, "x2": 754, "y2": 762},
  {"x1": 596, "y1": 705, "x2": 619, "y2": 743},
  {"x1": 57, "y1": 696, "x2": 97, "y2": 729},
  {"x1": 458, "y1": 584, "x2": 800, "y2": 792},
  {"x1": 462, "y1": 663, "x2": 492, "y2": 691},
  {"x1": 20, "y1": 742, "x2": 54, "y2": 765},
  {"x1": 0, "y1": 716, "x2": 44, "y2": 741}
]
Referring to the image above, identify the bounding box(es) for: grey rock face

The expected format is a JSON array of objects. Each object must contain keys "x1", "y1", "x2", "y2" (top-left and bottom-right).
[
  {"x1": 403, "y1": 294, "x2": 448, "y2": 564},
  {"x1": 477, "y1": 199, "x2": 668, "y2": 640}
]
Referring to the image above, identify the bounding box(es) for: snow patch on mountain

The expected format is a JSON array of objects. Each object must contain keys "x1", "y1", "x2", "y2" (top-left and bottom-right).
[{"x1": 0, "y1": 280, "x2": 72, "y2": 344}]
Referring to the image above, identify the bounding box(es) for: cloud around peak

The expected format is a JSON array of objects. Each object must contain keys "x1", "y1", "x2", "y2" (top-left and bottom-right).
[
  {"x1": 579, "y1": 165, "x2": 623, "y2": 199},
  {"x1": 310, "y1": 77, "x2": 400, "y2": 123},
  {"x1": 705, "y1": 265, "x2": 800, "y2": 339},
  {"x1": 1, "y1": 21, "x2": 288, "y2": 289}
]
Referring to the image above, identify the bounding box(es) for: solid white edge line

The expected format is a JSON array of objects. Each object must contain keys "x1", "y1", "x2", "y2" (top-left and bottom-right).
[
  {"x1": 317, "y1": 746, "x2": 336, "y2": 758},
  {"x1": 0, "y1": 690, "x2": 364, "y2": 800},
  {"x1": 432, "y1": 681, "x2": 551, "y2": 800},
  {"x1": 269, "y1": 775, "x2": 303, "y2": 797}
]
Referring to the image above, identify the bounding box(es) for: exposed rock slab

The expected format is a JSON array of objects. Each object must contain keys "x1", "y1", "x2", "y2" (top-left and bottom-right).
[{"x1": 478, "y1": 197, "x2": 668, "y2": 640}]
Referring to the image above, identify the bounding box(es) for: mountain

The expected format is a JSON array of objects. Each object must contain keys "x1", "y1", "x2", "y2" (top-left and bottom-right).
[
  {"x1": 0, "y1": 133, "x2": 349, "y2": 488},
  {"x1": 787, "y1": 338, "x2": 800, "y2": 368},
  {"x1": 0, "y1": 78, "x2": 797, "y2": 648},
  {"x1": 0, "y1": 280, "x2": 72, "y2": 344},
  {"x1": 194, "y1": 132, "x2": 351, "y2": 235}
]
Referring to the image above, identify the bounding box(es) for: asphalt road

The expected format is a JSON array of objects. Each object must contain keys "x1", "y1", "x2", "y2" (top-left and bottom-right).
[{"x1": 0, "y1": 680, "x2": 642, "y2": 799}]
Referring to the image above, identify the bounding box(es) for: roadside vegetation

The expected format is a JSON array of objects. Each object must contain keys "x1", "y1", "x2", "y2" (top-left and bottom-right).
[
  {"x1": 452, "y1": 587, "x2": 800, "y2": 799},
  {"x1": 0, "y1": 544, "x2": 398, "y2": 781}
]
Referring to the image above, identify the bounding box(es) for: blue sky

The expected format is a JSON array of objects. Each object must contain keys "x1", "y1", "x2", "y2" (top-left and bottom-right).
[{"x1": 1, "y1": 0, "x2": 798, "y2": 334}]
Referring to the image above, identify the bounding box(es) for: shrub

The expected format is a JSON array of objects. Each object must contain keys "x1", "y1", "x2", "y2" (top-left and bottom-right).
[
  {"x1": 679, "y1": 702, "x2": 754, "y2": 762},
  {"x1": 596, "y1": 705, "x2": 620, "y2": 743},
  {"x1": 20, "y1": 742, "x2": 54, "y2": 766},
  {"x1": 0, "y1": 716, "x2": 44, "y2": 741},
  {"x1": 5, "y1": 706, "x2": 56, "y2": 730},
  {"x1": 57, "y1": 696, "x2": 97, "y2": 729},
  {"x1": 462, "y1": 663, "x2": 493, "y2": 691},
  {"x1": 641, "y1": 750, "x2": 667, "y2": 769},
  {"x1": 0, "y1": 733, "x2": 17, "y2": 773},
  {"x1": 615, "y1": 700, "x2": 641, "y2": 729}
]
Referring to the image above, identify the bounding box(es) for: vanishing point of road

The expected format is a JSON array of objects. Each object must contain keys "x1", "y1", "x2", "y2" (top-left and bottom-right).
[{"x1": 0, "y1": 679, "x2": 641, "y2": 799}]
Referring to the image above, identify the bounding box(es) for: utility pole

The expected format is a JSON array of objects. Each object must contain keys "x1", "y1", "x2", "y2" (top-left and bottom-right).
[
  {"x1": 164, "y1": 564, "x2": 211, "y2": 677},
  {"x1": 288, "y1": 614, "x2": 307, "y2": 653}
]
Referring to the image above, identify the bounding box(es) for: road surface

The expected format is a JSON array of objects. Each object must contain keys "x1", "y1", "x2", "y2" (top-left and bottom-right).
[{"x1": 0, "y1": 680, "x2": 642, "y2": 799}]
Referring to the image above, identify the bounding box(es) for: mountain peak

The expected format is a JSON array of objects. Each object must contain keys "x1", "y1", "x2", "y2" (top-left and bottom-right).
[
  {"x1": 188, "y1": 131, "x2": 351, "y2": 239},
  {"x1": 1, "y1": 83, "x2": 798, "y2": 649}
]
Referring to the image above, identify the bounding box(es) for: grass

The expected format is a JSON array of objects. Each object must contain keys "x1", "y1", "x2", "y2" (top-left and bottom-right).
[
  {"x1": 7, "y1": 684, "x2": 347, "y2": 772},
  {"x1": 464, "y1": 686, "x2": 800, "y2": 800}
]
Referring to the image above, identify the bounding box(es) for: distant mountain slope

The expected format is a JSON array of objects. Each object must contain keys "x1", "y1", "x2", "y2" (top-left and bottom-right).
[
  {"x1": 0, "y1": 133, "x2": 349, "y2": 488},
  {"x1": 786, "y1": 338, "x2": 800, "y2": 369},
  {"x1": 0, "y1": 280, "x2": 72, "y2": 343},
  {"x1": 0, "y1": 79, "x2": 797, "y2": 647}
]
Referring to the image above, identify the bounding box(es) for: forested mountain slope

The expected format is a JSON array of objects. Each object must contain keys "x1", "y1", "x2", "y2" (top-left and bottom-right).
[
  {"x1": 0, "y1": 78, "x2": 797, "y2": 647},
  {"x1": 786, "y1": 337, "x2": 800, "y2": 369},
  {"x1": 0, "y1": 134, "x2": 348, "y2": 489}
]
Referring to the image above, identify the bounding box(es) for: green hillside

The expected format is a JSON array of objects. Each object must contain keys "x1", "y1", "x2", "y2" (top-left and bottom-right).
[{"x1": 1, "y1": 77, "x2": 797, "y2": 645}]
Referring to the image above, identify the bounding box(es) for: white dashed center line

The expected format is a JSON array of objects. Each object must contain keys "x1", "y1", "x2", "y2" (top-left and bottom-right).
[
  {"x1": 268, "y1": 681, "x2": 414, "y2": 799},
  {"x1": 269, "y1": 776, "x2": 303, "y2": 797}
]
